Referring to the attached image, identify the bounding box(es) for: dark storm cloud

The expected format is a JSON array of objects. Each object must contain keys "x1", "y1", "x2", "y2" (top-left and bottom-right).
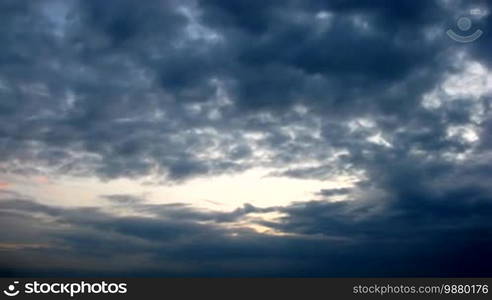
[
  {"x1": 0, "y1": 0, "x2": 455, "y2": 181},
  {"x1": 198, "y1": 0, "x2": 449, "y2": 112},
  {"x1": 1, "y1": 0, "x2": 492, "y2": 276},
  {"x1": 2, "y1": 184, "x2": 492, "y2": 276}
]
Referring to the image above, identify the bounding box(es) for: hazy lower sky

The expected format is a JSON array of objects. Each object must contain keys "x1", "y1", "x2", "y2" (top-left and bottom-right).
[{"x1": 1, "y1": 0, "x2": 492, "y2": 276}]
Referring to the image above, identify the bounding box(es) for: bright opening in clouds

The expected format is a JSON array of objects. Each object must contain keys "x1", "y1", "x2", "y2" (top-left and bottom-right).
[{"x1": 1, "y1": 0, "x2": 492, "y2": 277}]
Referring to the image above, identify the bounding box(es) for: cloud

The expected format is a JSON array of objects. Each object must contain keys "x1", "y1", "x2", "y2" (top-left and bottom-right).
[
  {"x1": 0, "y1": 0, "x2": 455, "y2": 181},
  {"x1": 317, "y1": 188, "x2": 352, "y2": 197},
  {"x1": 0, "y1": 0, "x2": 492, "y2": 276},
  {"x1": 1, "y1": 183, "x2": 492, "y2": 276}
]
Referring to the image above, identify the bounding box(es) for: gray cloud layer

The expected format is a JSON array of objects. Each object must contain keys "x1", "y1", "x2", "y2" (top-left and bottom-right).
[{"x1": 1, "y1": 0, "x2": 492, "y2": 276}]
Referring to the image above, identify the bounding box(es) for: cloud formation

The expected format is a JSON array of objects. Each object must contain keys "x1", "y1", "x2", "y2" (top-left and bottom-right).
[{"x1": 1, "y1": 0, "x2": 492, "y2": 276}]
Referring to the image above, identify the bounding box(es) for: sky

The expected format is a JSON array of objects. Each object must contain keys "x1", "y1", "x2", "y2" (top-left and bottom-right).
[{"x1": 1, "y1": 0, "x2": 492, "y2": 277}]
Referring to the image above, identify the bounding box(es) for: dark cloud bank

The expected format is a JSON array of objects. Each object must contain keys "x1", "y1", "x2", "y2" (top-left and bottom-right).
[{"x1": 1, "y1": 0, "x2": 492, "y2": 276}]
